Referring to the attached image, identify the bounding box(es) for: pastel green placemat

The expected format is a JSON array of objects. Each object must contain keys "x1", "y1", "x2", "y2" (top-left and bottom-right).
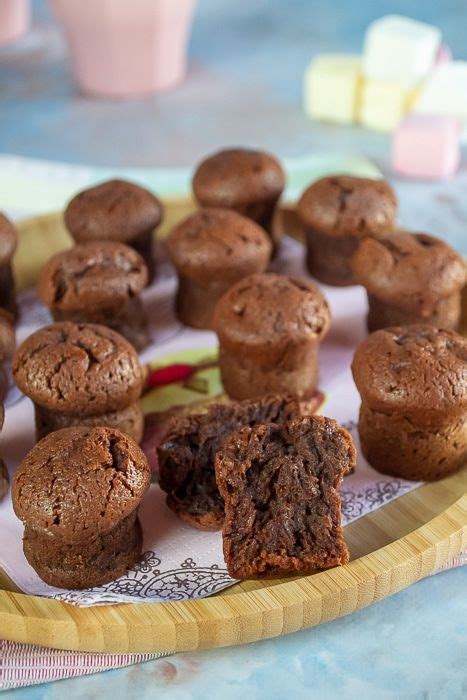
[{"x1": 0, "y1": 153, "x2": 381, "y2": 218}]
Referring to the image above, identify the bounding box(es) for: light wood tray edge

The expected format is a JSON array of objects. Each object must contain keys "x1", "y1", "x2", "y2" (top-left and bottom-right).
[{"x1": 0, "y1": 493, "x2": 465, "y2": 654}]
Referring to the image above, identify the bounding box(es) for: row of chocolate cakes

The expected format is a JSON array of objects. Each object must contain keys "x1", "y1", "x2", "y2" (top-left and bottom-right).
[{"x1": 0, "y1": 146, "x2": 464, "y2": 589}]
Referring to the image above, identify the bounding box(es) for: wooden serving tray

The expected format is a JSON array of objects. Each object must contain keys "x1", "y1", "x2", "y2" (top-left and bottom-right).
[{"x1": 0, "y1": 200, "x2": 465, "y2": 654}]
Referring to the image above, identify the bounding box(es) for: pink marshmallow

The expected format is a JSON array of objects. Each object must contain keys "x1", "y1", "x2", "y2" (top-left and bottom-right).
[
  {"x1": 435, "y1": 44, "x2": 452, "y2": 67},
  {"x1": 391, "y1": 114, "x2": 460, "y2": 180}
]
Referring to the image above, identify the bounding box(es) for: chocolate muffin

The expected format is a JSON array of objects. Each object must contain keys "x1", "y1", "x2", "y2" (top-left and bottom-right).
[
  {"x1": 64, "y1": 179, "x2": 163, "y2": 282},
  {"x1": 352, "y1": 325, "x2": 467, "y2": 481},
  {"x1": 0, "y1": 310, "x2": 15, "y2": 362},
  {"x1": 0, "y1": 458, "x2": 8, "y2": 502},
  {"x1": 13, "y1": 322, "x2": 144, "y2": 442},
  {"x1": 166, "y1": 208, "x2": 272, "y2": 329},
  {"x1": 0, "y1": 403, "x2": 8, "y2": 502},
  {"x1": 38, "y1": 241, "x2": 150, "y2": 350},
  {"x1": 12, "y1": 426, "x2": 150, "y2": 589},
  {"x1": 158, "y1": 394, "x2": 306, "y2": 530},
  {"x1": 297, "y1": 176, "x2": 397, "y2": 286},
  {"x1": 213, "y1": 273, "x2": 331, "y2": 401},
  {"x1": 215, "y1": 415, "x2": 355, "y2": 579},
  {"x1": 192, "y1": 148, "x2": 285, "y2": 252},
  {"x1": 0, "y1": 313, "x2": 14, "y2": 401},
  {"x1": 0, "y1": 213, "x2": 18, "y2": 320},
  {"x1": 351, "y1": 232, "x2": 466, "y2": 332}
]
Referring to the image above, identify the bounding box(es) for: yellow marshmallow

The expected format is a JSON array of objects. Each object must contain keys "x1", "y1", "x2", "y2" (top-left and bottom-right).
[
  {"x1": 304, "y1": 54, "x2": 362, "y2": 124},
  {"x1": 359, "y1": 80, "x2": 418, "y2": 132}
]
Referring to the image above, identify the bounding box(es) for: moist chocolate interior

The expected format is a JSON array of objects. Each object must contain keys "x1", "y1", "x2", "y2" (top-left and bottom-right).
[
  {"x1": 217, "y1": 417, "x2": 355, "y2": 577},
  {"x1": 158, "y1": 396, "x2": 301, "y2": 524}
]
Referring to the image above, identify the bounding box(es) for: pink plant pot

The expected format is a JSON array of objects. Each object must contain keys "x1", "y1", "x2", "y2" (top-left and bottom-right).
[
  {"x1": 0, "y1": 0, "x2": 30, "y2": 46},
  {"x1": 50, "y1": 0, "x2": 196, "y2": 97}
]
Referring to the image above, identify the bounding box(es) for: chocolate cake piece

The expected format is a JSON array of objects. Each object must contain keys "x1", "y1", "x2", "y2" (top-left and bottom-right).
[
  {"x1": 215, "y1": 416, "x2": 356, "y2": 579},
  {"x1": 166, "y1": 207, "x2": 271, "y2": 330},
  {"x1": 213, "y1": 273, "x2": 331, "y2": 401},
  {"x1": 38, "y1": 241, "x2": 150, "y2": 350},
  {"x1": 0, "y1": 213, "x2": 18, "y2": 320},
  {"x1": 192, "y1": 148, "x2": 285, "y2": 253},
  {"x1": 351, "y1": 232, "x2": 465, "y2": 332},
  {"x1": 13, "y1": 321, "x2": 144, "y2": 443},
  {"x1": 0, "y1": 458, "x2": 9, "y2": 502},
  {"x1": 352, "y1": 325, "x2": 467, "y2": 481},
  {"x1": 297, "y1": 175, "x2": 397, "y2": 286},
  {"x1": 12, "y1": 426, "x2": 151, "y2": 589},
  {"x1": 158, "y1": 395, "x2": 305, "y2": 531},
  {"x1": 0, "y1": 310, "x2": 15, "y2": 362},
  {"x1": 64, "y1": 179, "x2": 163, "y2": 283}
]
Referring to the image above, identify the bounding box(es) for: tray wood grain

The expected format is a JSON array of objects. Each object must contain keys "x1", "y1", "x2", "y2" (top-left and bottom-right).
[{"x1": 0, "y1": 201, "x2": 465, "y2": 653}]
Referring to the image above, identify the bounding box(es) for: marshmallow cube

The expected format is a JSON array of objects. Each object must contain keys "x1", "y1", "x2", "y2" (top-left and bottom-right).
[
  {"x1": 363, "y1": 15, "x2": 441, "y2": 88},
  {"x1": 304, "y1": 54, "x2": 362, "y2": 124},
  {"x1": 415, "y1": 61, "x2": 467, "y2": 120},
  {"x1": 391, "y1": 115, "x2": 460, "y2": 179},
  {"x1": 360, "y1": 80, "x2": 413, "y2": 132}
]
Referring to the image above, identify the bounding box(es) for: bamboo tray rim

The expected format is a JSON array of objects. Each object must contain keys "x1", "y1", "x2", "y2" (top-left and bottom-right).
[
  {"x1": 4, "y1": 492, "x2": 466, "y2": 614},
  {"x1": 1, "y1": 480, "x2": 465, "y2": 653}
]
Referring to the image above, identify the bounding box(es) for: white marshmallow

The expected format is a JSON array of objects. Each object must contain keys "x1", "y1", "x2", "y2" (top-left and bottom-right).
[
  {"x1": 415, "y1": 61, "x2": 467, "y2": 121},
  {"x1": 363, "y1": 15, "x2": 441, "y2": 88},
  {"x1": 303, "y1": 54, "x2": 362, "y2": 124}
]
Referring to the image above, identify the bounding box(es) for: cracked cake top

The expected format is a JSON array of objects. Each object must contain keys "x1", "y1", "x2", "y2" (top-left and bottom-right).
[
  {"x1": 13, "y1": 322, "x2": 144, "y2": 414},
  {"x1": 166, "y1": 208, "x2": 272, "y2": 284},
  {"x1": 64, "y1": 179, "x2": 163, "y2": 244},
  {"x1": 193, "y1": 148, "x2": 285, "y2": 208},
  {"x1": 352, "y1": 325, "x2": 467, "y2": 419},
  {"x1": 38, "y1": 241, "x2": 148, "y2": 314},
  {"x1": 213, "y1": 273, "x2": 331, "y2": 351},
  {"x1": 351, "y1": 232, "x2": 465, "y2": 311},
  {"x1": 12, "y1": 426, "x2": 150, "y2": 541},
  {"x1": 297, "y1": 175, "x2": 397, "y2": 238}
]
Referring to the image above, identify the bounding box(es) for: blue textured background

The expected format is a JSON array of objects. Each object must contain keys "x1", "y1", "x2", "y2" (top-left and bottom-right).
[
  {"x1": 1, "y1": 1, "x2": 466, "y2": 697},
  {"x1": 0, "y1": 0, "x2": 466, "y2": 167}
]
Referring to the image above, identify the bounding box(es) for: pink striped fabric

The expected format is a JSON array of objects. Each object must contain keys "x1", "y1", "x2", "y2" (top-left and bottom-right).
[
  {"x1": 0, "y1": 641, "x2": 166, "y2": 690},
  {"x1": 1, "y1": 550, "x2": 465, "y2": 690}
]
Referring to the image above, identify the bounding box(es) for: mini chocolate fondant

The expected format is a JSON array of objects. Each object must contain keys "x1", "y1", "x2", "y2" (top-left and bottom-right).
[
  {"x1": 213, "y1": 273, "x2": 331, "y2": 400},
  {"x1": 166, "y1": 207, "x2": 272, "y2": 329},
  {"x1": 64, "y1": 179, "x2": 163, "y2": 282},
  {"x1": 297, "y1": 175, "x2": 397, "y2": 286},
  {"x1": 38, "y1": 241, "x2": 149, "y2": 350},
  {"x1": 12, "y1": 426, "x2": 150, "y2": 589},
  {"x1": 13, "y1": 322, "x2": 144, "y2": 442}
]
